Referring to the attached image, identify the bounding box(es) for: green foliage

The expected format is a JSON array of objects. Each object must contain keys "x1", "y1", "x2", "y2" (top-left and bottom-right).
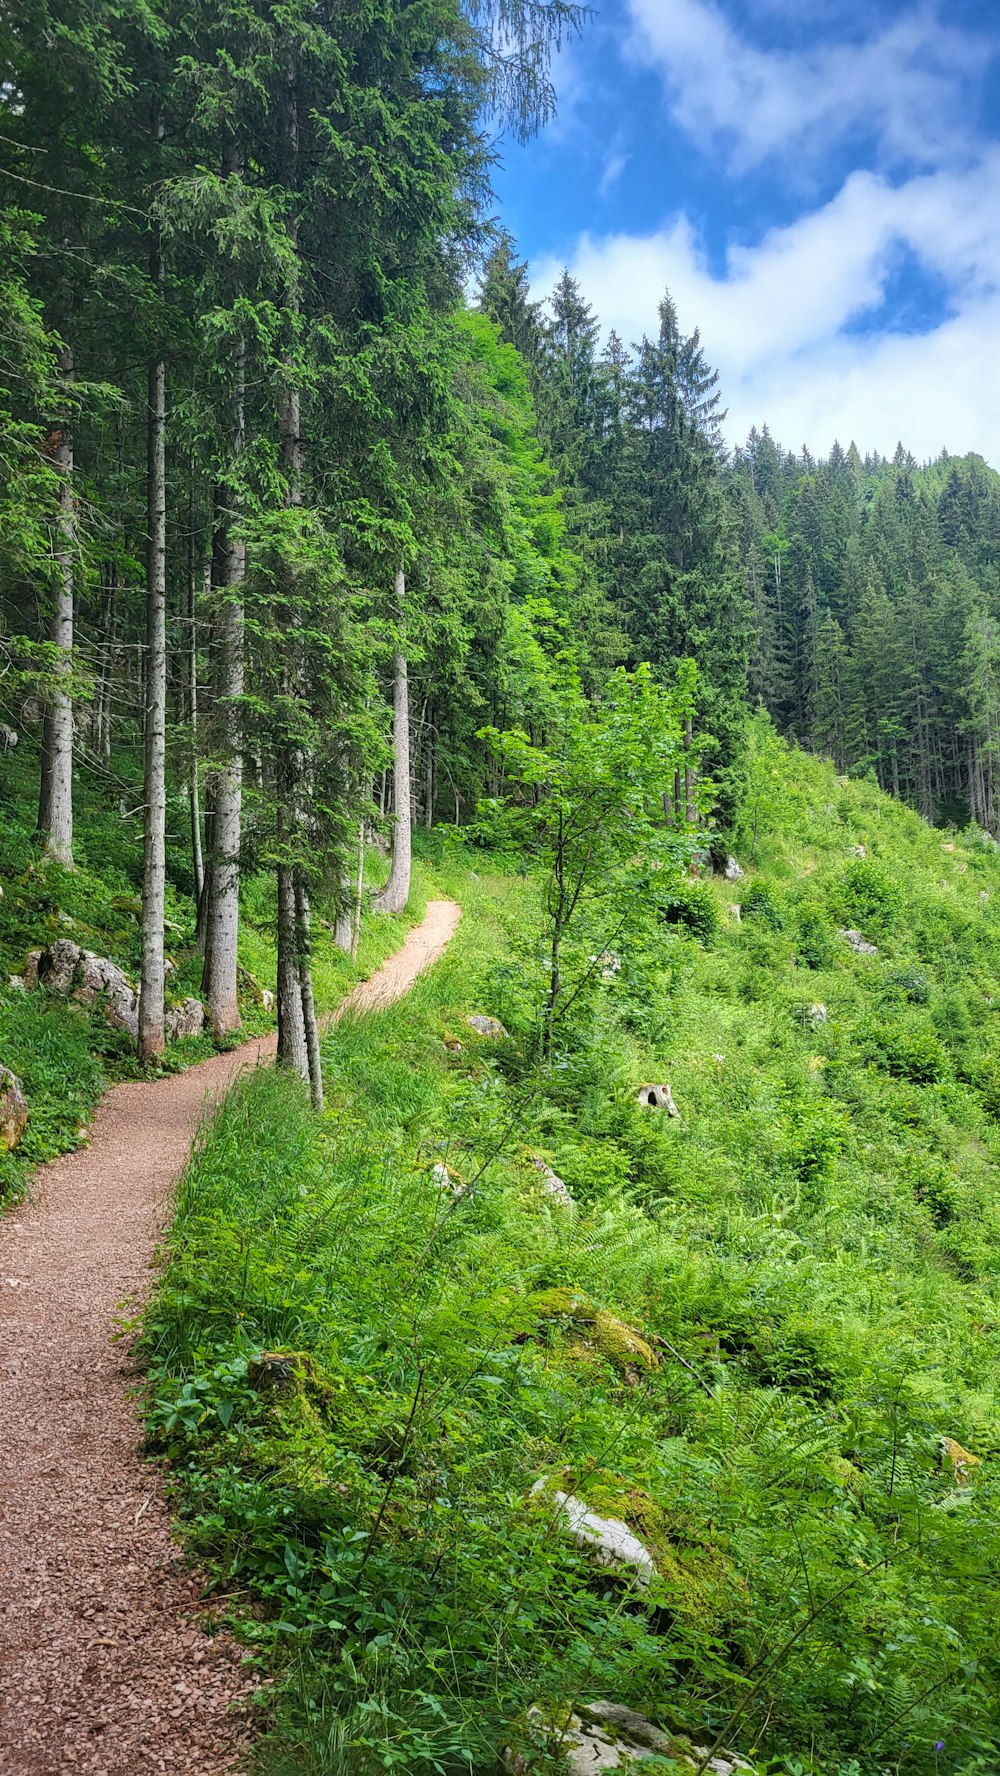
[
  {"x1": 653, "y1": 879, "x2": 719, "y2": 946},
  {"x1": 741, "y1": 881, "x2": 785, "y2": 930},
  {"x1": 145, "y1": 749, "x2": 1000, "y2": 1775},
  {"x1": 837, "y1": 857, "x2": 904, "y2": 939}
]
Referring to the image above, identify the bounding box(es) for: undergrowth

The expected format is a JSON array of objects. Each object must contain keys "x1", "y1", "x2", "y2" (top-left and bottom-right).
[{"x1": 143, "y1": 744, "x2": 1000, "y2": 1776}]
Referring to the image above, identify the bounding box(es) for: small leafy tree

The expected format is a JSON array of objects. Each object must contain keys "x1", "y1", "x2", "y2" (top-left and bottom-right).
[{"x1": 480, "y1": 651, "x2": 708, "y2": 1056}]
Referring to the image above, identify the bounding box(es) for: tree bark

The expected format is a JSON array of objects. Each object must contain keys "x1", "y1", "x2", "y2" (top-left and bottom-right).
[
  {"x1": 37, "y1": 342, "x2": 75, "y2": 867},
  {"x1": 139, "y1": 121, "x2": 167, "y2": 1064},
  {"x1": 276, "y1": 863, "x2": 308, "y2": 1078},
  {"x1": 201, "y1": 138, "x2": 246, "y2": 1037},
  {"x1": 375, "y1": 576, "x2": 412, "y2": 916},
  {"x1": 295, "y1": 874, "x2": 323, "y2": 1112}
]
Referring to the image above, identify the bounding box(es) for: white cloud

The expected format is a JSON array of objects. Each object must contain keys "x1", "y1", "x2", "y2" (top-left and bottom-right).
[
  {"x1": 530, "y1": 153, "x2": 1000, "y2": 461},
  {"x1": 598, "y1": 146, "x2": 631, "y2": 198},
  {"x1": 624, "y1": 0, "x2": 988, "y2": 172}
]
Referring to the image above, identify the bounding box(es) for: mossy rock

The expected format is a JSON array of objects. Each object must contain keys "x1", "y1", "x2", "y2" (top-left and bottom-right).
[{"x1": 525, "y1": 1289, "x2": 659, "y2": 1373}]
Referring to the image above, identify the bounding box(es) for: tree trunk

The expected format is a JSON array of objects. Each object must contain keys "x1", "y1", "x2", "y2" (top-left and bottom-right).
[
  {"x1": 375, "y1": 579, "x2": 411, "y2": 916},
  {"x1": 201, "y1": 142, "x2": 246, "y2": 1037},
  {"x1": 37, "y1": 342, "x2": 75, "y2": 867},
  {"x1": 139, "y1": 127, "x2": 167, "y2": 1065},
  {"x1": 295, "y1": 874, "x2": 323, "y2": 1112},
  {"x1": 138, "y1": 351, "x2": 167, "y2": 1061},
  {"x1": 351, "y1": 814, "x2": 365, "y2": 961},
  {"x1": 276, "y1": 863, "x2": 308, "y2": 1078}
]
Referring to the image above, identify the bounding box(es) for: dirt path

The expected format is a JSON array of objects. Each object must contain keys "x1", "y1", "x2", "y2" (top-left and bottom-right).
[{"x1": 0, "y1": 900, "x2": 460, "y2": 1775}]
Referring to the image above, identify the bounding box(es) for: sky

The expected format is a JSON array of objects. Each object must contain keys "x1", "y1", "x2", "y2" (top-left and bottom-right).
[{"x1": 492, "y1": 0, "x2": 1000, "y2": 464}]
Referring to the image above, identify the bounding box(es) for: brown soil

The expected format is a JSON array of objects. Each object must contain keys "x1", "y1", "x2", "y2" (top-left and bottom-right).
[{"x1": 0, "y1": 900, "x2": 460, "y2": 1775}]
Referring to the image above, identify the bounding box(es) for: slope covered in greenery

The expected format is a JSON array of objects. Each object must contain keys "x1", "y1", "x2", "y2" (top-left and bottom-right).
[{"x1": 144, "y1": 740, "x2": 1000, "y2": 1776}]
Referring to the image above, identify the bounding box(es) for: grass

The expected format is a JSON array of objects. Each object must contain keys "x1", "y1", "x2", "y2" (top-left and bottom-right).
[{"x1": 142, "y1": 743, "x2": 1000, "y2": 1776}]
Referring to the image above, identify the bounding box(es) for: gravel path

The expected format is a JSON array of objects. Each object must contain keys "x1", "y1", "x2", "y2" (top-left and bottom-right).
[{"x1": 0, "y1": 900, "x2": 461, "y2": 1775}]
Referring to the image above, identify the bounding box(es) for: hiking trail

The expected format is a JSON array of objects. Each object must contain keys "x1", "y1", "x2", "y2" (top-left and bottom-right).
[{"x1": 0, "y1": 899, "x2": 461, "y2": 1775}]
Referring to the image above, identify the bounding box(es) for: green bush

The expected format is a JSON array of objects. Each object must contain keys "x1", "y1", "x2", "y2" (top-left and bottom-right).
[
  {"x1": 741, "y1": 880, "x2": 785, "y2": 930},
  {"x1": 796, "y1": 902, "x2": 834, "y2": 969},
  {"x1": 838, "y1": 858, "x2": 903, "y2": 938},
  {"x1": 654, "y1": 879, "x2": 719, "y2": 945},
  {"x1": 868, "y1": 1017, "x2": 947, "y2": 1084}
]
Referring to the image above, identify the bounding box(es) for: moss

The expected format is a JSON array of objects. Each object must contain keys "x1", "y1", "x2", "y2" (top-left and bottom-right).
[{"x1": 525, "y1": 1289, "x2": 659, "y2": 1373}]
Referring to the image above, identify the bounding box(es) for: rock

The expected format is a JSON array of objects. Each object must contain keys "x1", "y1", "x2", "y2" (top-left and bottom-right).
[
  {"x1": 941, "y1": 841, "x2": 955, "y2": 853},
  {"x1": 532, "y1": 1155, "x2": 575, "y2": 1210},
  {"x1": 37, "y1": 937, "x2": 83, "y2": 993},
  {"x1": 261, "y1": 989, "x2": 275, "y2": 1012},
  {"x1": 74, "y1": 951, "x2": 139, "y2": 1038},
  {"x1": 798, "y1": 1002, "x2": 828, "y2": 1025},
  {"x1": 36, "y1": 940, "x2": 139, "y2": 1038},
  {"x1": 442, "y1": 1035, "x2": 464, "y2": 1052},
  {"x1": 0, "y1": 722, "x2": 18, "y2": 751},
  {"x1": 939, "y1": 1436, "x2": 981, "y2": 1484},
  {"x1": 527, "y1": 1290, "x2": 658, "y2": 1373},
  {"x1": 165, "y1": 997, "x2": 205, "y2": 1041},
  {"x1": 430, "y1": 1160, "x2": 465, "y2": 1196},
  {"x1": 7, "y1": 977, "x2": 25, "y2": 992},
  {"x1": 22, "y1": 951, "x2": 42, "y2": 988},
  {"x1": 981, "y1": 891, "x2": 991, "y2": 904},
  {"x1": 727, "y1": 902, "x2": 742, "y2": 923},
  {"x1": 0, "y1": 1066, "x2": 28, "y2": 1153},
  {"x1": 636, "y1": 1082, "x2": 679, "y2": 1116},
  {"x1": 838, "y1": 927, "x2": 878, "y2": 957},
  {"x1": 724, "y1": 855, "x2": 745, "y2": 881},
  {"x1": 506, "y1": 1702, "x2": 754, "y2": 1775},
  {"x1": 849, "y1": 844, "x2": 867, "y2": 858},
  {"x1": 465, "y1": 1013, "x2": 508, "y2": 1039},
  {"x1": 597, "y1": 951, "x2": 622, "y2": 982},
  {"x1": 530, "y1": 1480, "x2": 656, "y2": 1587}
]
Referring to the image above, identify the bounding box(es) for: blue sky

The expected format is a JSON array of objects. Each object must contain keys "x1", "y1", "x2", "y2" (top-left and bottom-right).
[{"x1": 492, "y1": 0, "x2": 1000, "y2": 463}]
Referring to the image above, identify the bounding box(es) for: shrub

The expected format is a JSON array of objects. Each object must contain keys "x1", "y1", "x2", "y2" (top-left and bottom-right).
[
  {"x1": 741, "y1": 881, "x2": 785, "y2": 930},
  {"x1": 888, "y1": 964, "x2": 930, "y2": 1004},
  {"x1": 869, "y1": 1018, "x2": 946, "y2": 1084},
  {"x1": 797, "y1": 903, "x2": 834, "y2": 970},
  {"x1": 654, "y1": 879, "x2": 719, "y2": 945},
  {"x1": 838, "y1": 858, "x2": 903, "y2": 938}
]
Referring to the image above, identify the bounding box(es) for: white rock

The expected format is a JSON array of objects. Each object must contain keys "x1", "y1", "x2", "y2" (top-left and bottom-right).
[
  {"x1": 465, "y1": 1013, "x2": 508, "y2": 1039},
  {"x1": 838, "y1": 928, "x2": 878, "y2": 957},
  {"x1": 530, "y1": 1481, "x2": 656, "y2": 1587},
  {"x1": 165, "y1": 997, "x2": 206, "y2": 1041},
  {"x1": 724, "y1": 856, "x2": 745, "y2": 881},
  {"x1": 727, "y1": 903, "x2": 742, "y2": 923},
  {"x1": 430, "y1": 1161, "x2": 464, "y2": 1196},
  {"x1": 849, "y1": 844, "x2": 867, "y2": 858},
  {"x1": 636, "y1": 1083, "x2": 679, "y2": 1116},
  {"x1": 531, "y1": 1155, "x2": 575, "y2": 1211},
  {"x1": 507, "y1": 1702, "x2": 754, "y2": 1775}
]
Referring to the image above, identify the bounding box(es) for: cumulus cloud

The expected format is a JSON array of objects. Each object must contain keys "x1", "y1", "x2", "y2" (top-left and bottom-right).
[
  {"x1": 625, "y1": 0, "x2": 988, "y2": 172},
  {"x1": 530, "y1": 153, "x2": 1000, "y2": 460}
]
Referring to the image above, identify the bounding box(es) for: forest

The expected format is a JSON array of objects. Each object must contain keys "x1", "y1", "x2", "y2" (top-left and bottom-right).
[{"x1": 4, "y1": 3, "x2": 1000, "y2": 1775}]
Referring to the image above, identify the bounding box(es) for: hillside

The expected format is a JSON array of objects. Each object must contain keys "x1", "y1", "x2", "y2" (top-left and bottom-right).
[{"x1": 142, "y1": 740, "x2": 1000, "y2": 1776}]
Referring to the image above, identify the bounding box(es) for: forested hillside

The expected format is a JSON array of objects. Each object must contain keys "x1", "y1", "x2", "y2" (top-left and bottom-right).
[{"x1": 4, "y1": 5, "x2": 1000, "y2": 1776}]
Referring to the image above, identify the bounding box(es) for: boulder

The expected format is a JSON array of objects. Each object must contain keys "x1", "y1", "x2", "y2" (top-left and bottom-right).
[
  {"x1": 636, "y1": 1082, "x2": 679, "y2": 1116},
  {"x1": 839, "y1": 928, "x2": 878, "y2": 957},
  {"x1": 723, "y1": 855, "x2": 745, "y2": 882},
  {"x1": 0, "y1": 722, "x2": 18, "y2": 750},
  {"x1": 74, "y1": 951, "x2": 139, "y2": 1038},
  {"x1": 430, "y1": 1160, "x2": 465, "y2": 1196},
  {"x1": 939, "y1": 1436, "x2": 981, "y2": 1485},
  {"x1": 22, "y1": 951, "x2": 42, "y2": 988},
  {"x1": 531, "y1": 1155, "x2": 574, "y2": 1211},
  {"x1": 798, "y1": 1002, "x2": 828, "y2": 1025},
  {"x1": 465, "y1": 1013, "x2": 508, "y2": 1039},
  {"x1": 165, "y1": 997, "x2": 205, "y2": 1041},
  {"x1": 36, "y1": 940, "x2": 139, "y2": 1038},
  {"x1": 530, "y1": 1480, "x2": 656, "y2": 1588},
  {"x1": 727, "y1": 903, "x2": 742, "y2": 924},
  {"x1": 38, "y1": 937, "x2": 83, "y2": 993},
  {"x1": 0, "y1": 1066, "x2": 28, "y2": 1153},
  {"x1": 507, "y1": 1702, "x2": 754, "y2": 1775},
  {"x1": 849, "y1": 843, "x2": 867, "y2": 859}
]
